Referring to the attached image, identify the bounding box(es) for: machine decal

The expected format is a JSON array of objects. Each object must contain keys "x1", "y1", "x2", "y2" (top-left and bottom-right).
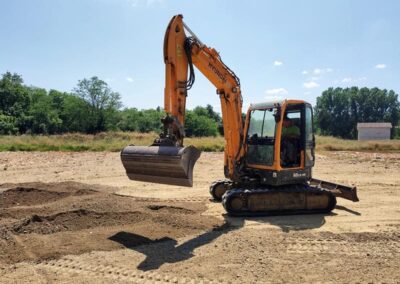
[{"x1": 208, "y1": 62, "x2": 227, "y2": 84}]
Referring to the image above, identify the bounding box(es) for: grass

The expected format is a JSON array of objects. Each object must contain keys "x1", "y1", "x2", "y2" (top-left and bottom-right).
[
  {"x1": 315, "y1": 135, "x2": 400, "y2": 152},
  {"x1": 0, "y1": 132, "x2": 225, "y2": 152},
  {"x1": 0, "y1": 132, "x2": 399, "y2": 152}
]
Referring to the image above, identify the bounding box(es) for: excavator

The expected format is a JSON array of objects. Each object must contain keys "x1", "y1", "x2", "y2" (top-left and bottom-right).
[{"x1": 121, "y1": 14, "x2": 359, "y2": 216}]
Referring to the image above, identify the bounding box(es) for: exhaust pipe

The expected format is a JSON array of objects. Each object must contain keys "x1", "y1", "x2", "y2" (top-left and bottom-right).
[{"x1": 121, "y1": 145, "x2": 201, "y2": 187}]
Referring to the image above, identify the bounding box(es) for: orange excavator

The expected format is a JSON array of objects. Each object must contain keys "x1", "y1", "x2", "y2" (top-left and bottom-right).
[{"x1": 121, "y1": 15, "x2": 359, "y2": 216}]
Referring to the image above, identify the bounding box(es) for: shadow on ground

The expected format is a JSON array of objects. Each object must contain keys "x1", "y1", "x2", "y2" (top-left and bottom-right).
[
  {"x1": 109, "y1": 211, "x2": 336, "y2": 270},
  {"x1": 335, "y1": 205, "x2": 361, "y2": 216}
]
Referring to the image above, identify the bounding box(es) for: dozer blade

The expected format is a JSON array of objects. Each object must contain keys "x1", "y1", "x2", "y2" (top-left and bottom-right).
[
  {"x1": 310, "y1": 178, "x2": 359, "y2": 202},
  {"x1": 121, "y1": 145, "x2": 201, "y2": 187}
]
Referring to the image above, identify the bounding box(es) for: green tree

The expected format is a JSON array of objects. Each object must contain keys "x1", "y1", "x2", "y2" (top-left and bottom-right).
[
  {"x1": 185, "y1": 110, "x2": 218, "y2": 137},
  {"x1": 0, "y1": 111, "x2": 18, "y2": 134},
  {"x1": 192, "y1": 104, "x2": 223, "y2": 135},
  {"x1": 62, "y1": 94, "x2": 92, "y2": 132},
  {"x1": 74, "y1": 77, "x2": 122, "y2": 133},
  {"x1": 28, "y1": 89, "x2": 62, "y2": 134},
  {"x1": 315, "y1": 87, "x2": 400, "y2": 139},
  {"x1": 0, "y1": 72, "x2": 30, "y2": 133},
  {"x1": 117, "y1": 108, "x2": 140, "y2": 131},
  {"x1": 137, "y1": 109, "x2": 164, "y2": 132}
]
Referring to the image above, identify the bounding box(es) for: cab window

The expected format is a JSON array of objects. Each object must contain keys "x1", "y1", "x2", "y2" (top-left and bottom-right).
[{"x1": 246, "y1": 108, "x2": 277, "y2": 166}]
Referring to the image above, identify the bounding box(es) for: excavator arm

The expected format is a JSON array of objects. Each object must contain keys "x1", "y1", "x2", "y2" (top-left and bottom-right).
[
  {"x1": 121, "y1": 15, "x2": 244, "y2": 186},
  {"x1": 120, "y1": 14, "x2": 245, "y2": 187},
  {"x1": 162, "y1": 14, "x2": 244, "y2": 179}
]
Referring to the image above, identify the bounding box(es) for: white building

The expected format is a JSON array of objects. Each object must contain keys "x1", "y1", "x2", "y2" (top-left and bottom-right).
[{"x1": 357, "y1": 123, "x2": 392, "y2": 141}]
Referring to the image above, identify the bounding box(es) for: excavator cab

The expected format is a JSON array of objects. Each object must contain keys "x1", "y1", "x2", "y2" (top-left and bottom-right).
[{"x1": 244, "y1": 100, "x2": 315, "y2": 186}]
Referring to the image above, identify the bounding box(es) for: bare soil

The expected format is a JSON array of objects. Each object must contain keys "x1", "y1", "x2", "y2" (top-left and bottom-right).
[
  {"x1": 0, "y1": 151, "x2": 399, "y2": 283},
  {"x1": 0, "y1": 181, "x2": 220, "y2": 266}
]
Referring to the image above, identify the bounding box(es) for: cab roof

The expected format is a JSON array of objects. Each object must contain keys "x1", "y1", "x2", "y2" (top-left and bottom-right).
[{"x1": 249, "y1": 99, "x2": 307, "y2": 110}]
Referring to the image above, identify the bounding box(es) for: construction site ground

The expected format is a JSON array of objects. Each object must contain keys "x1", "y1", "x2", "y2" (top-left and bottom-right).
[{"x1": 0, "y1": 151, "x2": 399, "y2": 283}]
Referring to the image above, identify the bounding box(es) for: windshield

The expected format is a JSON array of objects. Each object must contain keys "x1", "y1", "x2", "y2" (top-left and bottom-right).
[
  {"x1": 247, "y1": 108, "x2": 276, "y2": 138},
  {"x1": 246, "y1": 108, "x2": 277, "y2": 166}
]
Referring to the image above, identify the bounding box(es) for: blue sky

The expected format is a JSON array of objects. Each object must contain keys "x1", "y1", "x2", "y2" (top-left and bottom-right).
[{"x1": 1, "y1": 0, "x2": 399, "y2": 112}]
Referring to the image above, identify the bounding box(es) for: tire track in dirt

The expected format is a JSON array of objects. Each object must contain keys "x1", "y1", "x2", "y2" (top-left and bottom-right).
[
  {"x1": 284, "y1": 238, "x2": 400, "y2": 256},
  {"x1": 11, "y1": 234, "x2": 37, "y2": 260},
  {"x1": 37, "y1": 257, "x2": 224, "y2": 284},
  {"x1": 113, "y1": 193, "x2": 210, "y2": 203}
]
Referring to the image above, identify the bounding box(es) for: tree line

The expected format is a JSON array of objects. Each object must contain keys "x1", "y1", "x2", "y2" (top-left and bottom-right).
[
  {"x1": 315, "y1": 87, "x2": 399, "y2": 139},
  {"x1": 0, "y1": 72, "x2": 222, "y2": 136},
  {"x1": 1, "y1": 72, "x2": 399, "y2": 139}
]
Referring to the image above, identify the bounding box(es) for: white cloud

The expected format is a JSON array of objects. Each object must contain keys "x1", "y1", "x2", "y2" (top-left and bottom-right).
[
  {"x1": 313, "y1": 68, "x2": 333, "y2": 75},
  {"x1": 375, "y1": 63, "x2": 386, "y2": 69},
  {"x1": 265, "y1": 88, "x2": 288, "y2": 96},
  {"x1": 126, "y1": 77, "x2": 134, "y2": 82},
  {"x1": 273, "y1": 60, "x2": 283, "y2": 66},
  {"x1": 265, "y1": 88, "x2": 287, "y2": 101},
  {"x1": 313, "y1": 68, "x2": 322, "y2": 75},
  {"x1": 303, "y1": 81, "x2": 320, "y2": 89},
  {"x1": 301, "y1": 70, "x2": 308, "y2": 75},
  {"x1": 341, "y1": 77, "x2": 367, "y2": 83}
]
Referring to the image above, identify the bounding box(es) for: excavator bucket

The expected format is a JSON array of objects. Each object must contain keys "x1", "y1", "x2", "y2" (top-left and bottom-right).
[{"x1": 121, "y1": 145, "x2": 201, "y2": 187}]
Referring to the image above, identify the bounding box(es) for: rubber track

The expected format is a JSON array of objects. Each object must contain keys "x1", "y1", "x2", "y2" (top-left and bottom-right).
[
  {"x1": 209, "y1": 179, "x2": 232, "y2": 202},
  {"x1": 222, "y1": 184, "x2": 337, "y2": 217}
]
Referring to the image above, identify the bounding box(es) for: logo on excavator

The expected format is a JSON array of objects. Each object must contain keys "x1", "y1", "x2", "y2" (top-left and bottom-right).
[
  {"x1": 208, "y1": 62, "x2": 227, "y2": 84},
  {"x1": 293, "y1": 172, "x2": 306, "y2": 178},
  {"x1": 176, "y1": 44, "x2": 182, "y2": 57}
]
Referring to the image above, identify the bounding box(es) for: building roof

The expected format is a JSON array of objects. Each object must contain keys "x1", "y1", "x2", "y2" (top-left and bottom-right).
[{"x1": 357, "y1": 122, "x2": 392, "y2": 129}]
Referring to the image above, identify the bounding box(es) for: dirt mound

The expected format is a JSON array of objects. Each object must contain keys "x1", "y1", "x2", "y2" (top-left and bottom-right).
[
  {"x1": 12, "y1": 209, "x2": 146, "y2": 235},
  {"x1": 1, "y1": 187, "x2": 69, "y2": 207},
  {"x1": 147, "y1": 204, "x2": 194, "y2": 213},
  {"x1": 0, "y1": 182, "x2": 98, "y2": 208}
]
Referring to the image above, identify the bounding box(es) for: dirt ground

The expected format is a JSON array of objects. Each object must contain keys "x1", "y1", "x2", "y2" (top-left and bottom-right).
[{"x1": 0, "y1": 151, "x2": 399, "y2": 283}]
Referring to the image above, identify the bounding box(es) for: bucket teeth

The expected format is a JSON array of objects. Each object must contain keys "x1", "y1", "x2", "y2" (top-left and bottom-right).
[{"x1": 121, "y1": 145, "x2": 201, "y2": 187}]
